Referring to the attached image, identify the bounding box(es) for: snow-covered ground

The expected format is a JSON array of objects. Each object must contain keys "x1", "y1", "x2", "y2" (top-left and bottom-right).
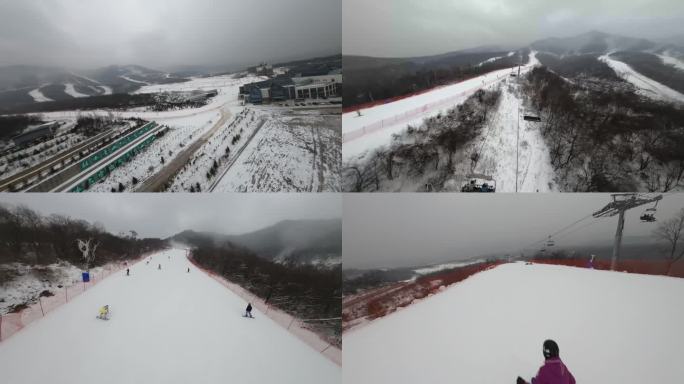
[
  {"x1": 343, "y1": 51, "x2": 540, "y2": 162},
  {"x1": 64, "y1": 84, "x2": 88, "y2": 98},
  {"x1": 120, "y1": 75, "x2": 150, "y2": 85},
  {"x1": 600, "y1": 53, "x2": 684, "y2": 104},
  {"x1": 212, "y1": 109, "x2": 341, "y2": 192},
  {"x1": 28, "y1": 87, "x2": 52, "y2": 103},
  {"x1": 0, "y1": 249, "x2": 340, "y2": 384},
  {"x1": 0, "y1": 130, "x2": 82, "y2": 179},
  {"x1": 1, "y1": 262, "x2": 112, "y2": 315},
  {"x1": 413, "y1": 259, "x2": 485, "y2": 275},
  {"x1": 344, "y1": 262, "x2": 684, "y2": 384},
  {"x1": 452, "y1": 78, "x2": 556, "y2": 192},
  {"x1": 658, "y1": 51, "x2": 684, "y2": 72},
  {"x1": 167, "y1": 107, "x2": 263, "y2": 192},
  {"x1": 88, "y1": 110, "x2": 221, "y2": 192}
]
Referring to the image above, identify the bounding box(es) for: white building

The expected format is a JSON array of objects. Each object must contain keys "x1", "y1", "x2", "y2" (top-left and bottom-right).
[{"x1": 292, "y1": 74, "x2": 342, "y2": 100}]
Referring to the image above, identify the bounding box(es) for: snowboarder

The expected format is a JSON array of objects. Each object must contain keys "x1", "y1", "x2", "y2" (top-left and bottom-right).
[
  {"x1": 158, "y1": 264, "x2": 161, "y2": 270},
  {"x1": 97, "y1": 305, "x2": 110, "y2": 320},
  {"x1": 126, "y1": 268, "x2": 130, "y2": 276},
  {"x1": 245, "y1": 303, "x2": 253, "y2": 318},
  {"x1": 517, "y1": 340, "x2": 575, "y2": 384}
]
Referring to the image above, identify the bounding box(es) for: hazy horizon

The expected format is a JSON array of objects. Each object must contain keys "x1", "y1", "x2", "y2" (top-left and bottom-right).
[
  {"x1": 343, "y1": 0, "x2": 684, "y2": 58},
  {"x1": 343, "y1": 194, "x2": 684, "y2": 270},
  {"x1": 0, "y1": 194, "x2": 342, "y2": 239},
  {"x1": 0, "y1": 0, "x2": 341, "y2": 70}
]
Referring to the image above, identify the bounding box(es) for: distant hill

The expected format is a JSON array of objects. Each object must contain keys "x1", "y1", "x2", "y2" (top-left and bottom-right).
[
  {"x1": 171, "y1": 219, "x2": 342, "y2": 268},
  {"x1": 0, "y1": 64, "x2": 187, "y2": 108},
  {"x1": 531, "y1": 30, "x2": 656, "y2": 55}
]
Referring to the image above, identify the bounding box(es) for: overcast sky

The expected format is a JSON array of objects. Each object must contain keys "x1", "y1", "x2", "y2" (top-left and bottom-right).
[
  {"x1": 343, "y1": 193, "x2": 684, "y2": 270},
  {"x1": 0, "y1": 194, "x2": 341, "y2": 239},
  {"x1": 343, "y1": 0, "x2": 684, "y2": 57},
  {"x1": 0, "y1": 0, "x2": 341, "y2": 70}
]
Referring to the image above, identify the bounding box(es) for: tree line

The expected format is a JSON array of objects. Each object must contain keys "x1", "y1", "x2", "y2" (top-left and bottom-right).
[
  {"x1": 0, "y1": 203, "x2": 165, "y2": 267},
  {"x1": 523, "y1": 66, "x2": 684, "y2": 191},
  {"x1": 189, "y1": 239, "x2": 341, "y2": 347}
]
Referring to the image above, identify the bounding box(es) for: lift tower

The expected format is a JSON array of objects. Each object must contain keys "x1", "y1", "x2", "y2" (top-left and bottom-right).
[{"x1": 593, "y1": 193, "x2": 663, "y2": 270}]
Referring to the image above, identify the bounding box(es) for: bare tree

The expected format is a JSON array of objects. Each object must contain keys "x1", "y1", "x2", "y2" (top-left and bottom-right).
[
  {"x1": 653, "y1": 208, "x2": 684, "y2": 275},
  {"x1": 77, "y1": 238, "x2": 100, "y2": 271}
]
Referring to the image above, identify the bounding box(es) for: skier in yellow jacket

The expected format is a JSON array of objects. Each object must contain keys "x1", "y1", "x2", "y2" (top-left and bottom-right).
[{"x1": 97, "y1": 305, "x2": 109, "y2": 320}]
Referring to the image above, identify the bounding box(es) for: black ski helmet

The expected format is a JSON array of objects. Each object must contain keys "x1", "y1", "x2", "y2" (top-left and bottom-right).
[{"x1": 543, "y1": 339, "x2": 559, "y2": 359}]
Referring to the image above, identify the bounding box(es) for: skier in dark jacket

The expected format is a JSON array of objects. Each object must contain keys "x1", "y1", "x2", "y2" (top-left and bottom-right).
[
  {"x1": 245, "y1": 303, "x2": 253, "y2": 318},
  {"x1": 126, "y1": 268, "x2": 130, "y2": 276},
  {"x1": 518, "y1": 340, "x2": 576, "y2": 384}
]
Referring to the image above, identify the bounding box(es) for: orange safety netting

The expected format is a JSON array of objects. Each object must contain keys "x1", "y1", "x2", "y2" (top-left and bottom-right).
[
  {"x1": 0, "y1": 251, "x2": 154, "y2": 343},
  {"x1": 187, "y1": 255, "x2": 341, "y2": 366}
]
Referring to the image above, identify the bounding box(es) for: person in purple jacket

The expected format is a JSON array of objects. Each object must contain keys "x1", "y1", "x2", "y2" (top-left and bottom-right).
[{"x1": 517, "y1": 339, "x2": 576, "y2": 384}]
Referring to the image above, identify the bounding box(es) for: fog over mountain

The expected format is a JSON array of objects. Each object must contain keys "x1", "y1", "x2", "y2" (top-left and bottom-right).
[
  {"x1": 344, "y1": 0, "x2": 684, "y2": 57},
  {"x1": 1, "y1": 0, "x2": 341, "y2": 70}
]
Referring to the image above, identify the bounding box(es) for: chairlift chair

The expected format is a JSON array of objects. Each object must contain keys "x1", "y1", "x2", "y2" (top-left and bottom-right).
[
  {"x1": 461, "y1": 173, "x2": 496, "y2": 193},
  {"x1": 640, "y1": 200, "x2": 659, "y2": 222},
  {"x1": 640, "y1": 208, "x2": 657, "y2": 222}
]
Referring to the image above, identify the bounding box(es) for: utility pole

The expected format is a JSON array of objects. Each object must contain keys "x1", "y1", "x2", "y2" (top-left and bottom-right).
[
  {"x1": 593, "y1": 193, "x2": 663, "y2": 270},
  {"x1": 516, "y1": 104, "x2": 520, "y2": 192}
]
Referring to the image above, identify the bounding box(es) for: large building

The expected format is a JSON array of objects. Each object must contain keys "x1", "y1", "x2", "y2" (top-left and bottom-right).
[
  {"x1": 240, "y1": 73, "x2": 342, "y2": 104},
  {"x1": 292, "y1": 74, "x2": 341, "y2": 100}
]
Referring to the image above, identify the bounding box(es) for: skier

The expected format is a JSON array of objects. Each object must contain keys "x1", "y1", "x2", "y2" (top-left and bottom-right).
[
  {"x1": 126, "y1": 268, "x2": 130, "y2": 276},
  {"x1": 517, "y1": 340, "x2": 575, "y2": 384},
  {"x1": 245, "y1": 303, "x2": 253, "y2": 318},
  {"x1": 187, "y1": 267, "x2": 190, "y2": 273},
  {"x1": 97, "y1": 305, "x2": 110, "y2": 320},
  {"x1": 158, "y1": 264, "x2": 161, "y2": 270}
]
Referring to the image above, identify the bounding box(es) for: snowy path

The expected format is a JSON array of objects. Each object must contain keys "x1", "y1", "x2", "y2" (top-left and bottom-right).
[
  {"x1": 343, "y1": 51, "x2": 540, "y2": 161},
  {"x1": 28, "y1": 87, "x2": 53, "y2": 102},
  {"x1": 600, "y1": 54, "x2": 684, "y2": 104},
  {"x1": 0, "y1": 249, "x2": 340, "y2": 384},
  {"x1": 64, "y1": 83, "x2": 88, "y2": 98},
  {"x1": 460, "y1": 80, "x2": 555, "y2": 192},
  {"x1": 344, "y1": 263, "x2": 684, "y2": 384}
]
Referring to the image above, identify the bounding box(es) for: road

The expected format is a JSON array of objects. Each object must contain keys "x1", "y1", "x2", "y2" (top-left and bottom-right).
[
  {"x1": 0, "y1": 130, "x2": 113, "y2": 191},
  {"x1": 137, "y1": 108, "x2": 232, "y2": 192}
]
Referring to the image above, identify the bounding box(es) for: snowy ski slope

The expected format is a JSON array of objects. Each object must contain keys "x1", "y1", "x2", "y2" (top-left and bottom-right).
[
  {"x1": 0, "y1": 248, "x2": 340, "y2": 384},
  {"x1": 343, "y1": 52, "x2": 540, "y2": 161},
  {"x1": 600, "y1": 53, "x2": 684, "y2": 104},
  {"x1": 344, "y1": 262, "x2": 684, "y2": 384}
]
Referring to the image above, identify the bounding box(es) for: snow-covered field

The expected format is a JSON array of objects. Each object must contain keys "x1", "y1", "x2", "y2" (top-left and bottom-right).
[
  {"x1": 343, "y1": 52, "x2": 540, "y2": 162},
  {"x1": 28, "y1": 87, "x2": 52, "y2": 103},
  {"x1": 213, "y1": 109, "x2": 341, "y2": 192},
  {"x1": 413, "y1": 259, "x2": 485, "y2": 275},
  {"x1": 600, "y1": 53, "x2": 684, "y2": 104},
  {"x1": 1, "y1": 262, "x2": 113, "y2": 315},
  {"x1": 0, "y1": 130, "x2": 82, "y2": 179},
  {"x1": 64, "y1": 84, "x2": 88, "y2": 98},
  {"x1": 88, "y1": 110, "x2": 221, "y2": 192},
  {"x1": 344, "y1": 262, "x2": 684, "y2": 384},
  {"x1": 658, "y1": 51, "x2": 684, "y2": 72},
  {"x1": 167, "y1": 107, "x2": 265, "y2": 192},
  {"x1": 0, "y1": 249, "x2": 340, "y2": 384}
]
